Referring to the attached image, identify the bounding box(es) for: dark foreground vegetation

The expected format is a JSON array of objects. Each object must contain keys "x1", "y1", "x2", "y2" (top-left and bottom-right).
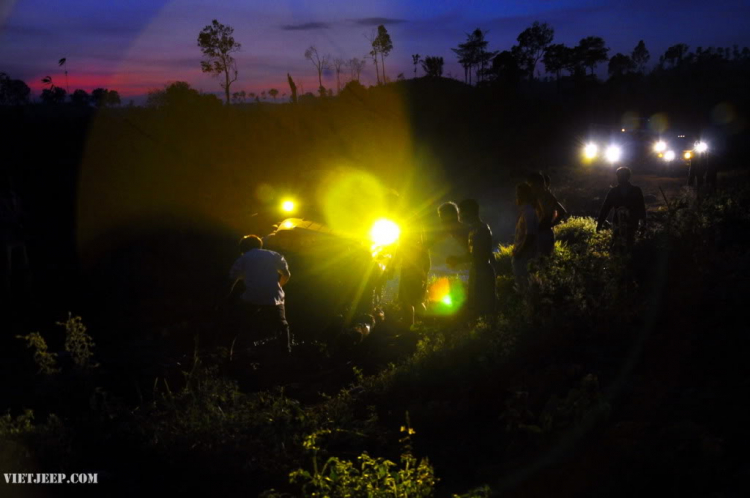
[
  {"x1": 2, "y1": 182, "x2": 749, "y2": 497},
  {"x1": 2, "y1": 30, "x2": 750, "y2": 496}
]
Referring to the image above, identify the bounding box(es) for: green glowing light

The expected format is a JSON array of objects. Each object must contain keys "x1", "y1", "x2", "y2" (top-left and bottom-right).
[{"x1": 441, "y1": 295, "x2": 453, "y2": 306}]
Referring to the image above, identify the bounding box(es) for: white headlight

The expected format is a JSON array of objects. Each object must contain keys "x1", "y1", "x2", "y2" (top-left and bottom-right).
[
  {"x1": 654, "y1": 141, "x2": 667, "y2": 153},
  {"x1": 664, "y1": 150, "x2": 676, "y2": 162},
  {"x1": 605, "y1": 145, "x2": 622, "y2": 163},
  {"x1": 695, "y1": 142, "x2": 708, "y2": 153}
]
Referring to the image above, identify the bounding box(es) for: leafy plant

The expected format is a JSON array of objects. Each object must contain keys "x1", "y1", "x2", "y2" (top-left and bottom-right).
[
  {"x1": 15, "y1": 332, "x2": 59, "y2": 374},
  {"x1": 58, "y1": 314, "x2": 98, "y2": 370},
  {"x1": 289, "y1": 417, "x2": 437, "y2": 497}
]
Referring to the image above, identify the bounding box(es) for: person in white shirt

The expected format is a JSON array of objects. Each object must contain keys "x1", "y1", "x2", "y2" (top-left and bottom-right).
[
  {"x1": 512, "y1": 183, "x2": 539, "y2": 291},
  {"x1": 229, "y1": 234, "x2": 291, "y2": 353}
]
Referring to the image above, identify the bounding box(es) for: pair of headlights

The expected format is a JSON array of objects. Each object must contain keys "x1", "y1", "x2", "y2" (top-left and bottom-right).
[
  {"x1": 583, "y1": 143, "x2": 622, "y2": 163},
  {"x1": 654, "y1": 141, "x2": 708, "y2": 162}
]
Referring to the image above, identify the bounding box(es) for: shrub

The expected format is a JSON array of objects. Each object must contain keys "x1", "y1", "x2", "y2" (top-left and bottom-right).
[
  {"x1": 494, "y1": 244, "x2": 513, "y2": 277},
  {"x1": 553, "y1": 216, "x2": 597, "y2": 247},
  {"x1": 15, "y1": 332, "x2": 59, "y2": 374},
  {"x1": 288, "y1": 423, "x2": 437, "y2": 498}
]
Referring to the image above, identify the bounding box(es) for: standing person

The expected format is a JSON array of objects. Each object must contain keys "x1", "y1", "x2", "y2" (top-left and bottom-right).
[
  {"x1": 527, "y1": 172, "x2": 567, "y2": 256},
  {"x1": 512, "y1": 184, "x2": 539, "y2": 291},
  {"x1": 596, "y1": 166, "x2": 647, "y2": 251},
  {"x1": 447, "y1": 199, "x2": 496, "y2": 316},
  {"x1": 437, "y1": 201, "x2": 470, "y2": 250},
  {"x1": 228, "y1": 234, "x2": 292, "y2": 354},
  {"x1": 396, "y1": 227, "x2": 430, "y2": 327}
]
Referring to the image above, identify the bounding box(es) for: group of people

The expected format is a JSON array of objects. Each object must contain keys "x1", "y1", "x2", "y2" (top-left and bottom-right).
[{"x1": 227, "y1": 166, "x2": 647, "y2": 354}]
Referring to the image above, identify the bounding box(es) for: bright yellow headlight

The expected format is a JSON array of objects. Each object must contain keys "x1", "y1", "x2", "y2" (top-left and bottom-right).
[
  {"x1": 370, "y1": 219, "x2": 400, "y2": 246},
  {"x1": 584, "y1": 143, "x2": 598, "y2": 159},
  {"x1": 684, "y1": 151, "x2": 692, "y2": 159},
  {"x1": 281, "y1": 200, "x2": 295, "y2": 213}
]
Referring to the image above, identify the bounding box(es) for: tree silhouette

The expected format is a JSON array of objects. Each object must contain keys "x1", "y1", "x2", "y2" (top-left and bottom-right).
[
  {"x1": 304, "y1": 45, "x2": 330, "y2": 90},
  {"x1": 577, "y1": 36, "x2": 609, "y2": 76},
  {"x1": 231, "y1": 90, "x2": 246, "y2": 104},
  {"x1": 90, "y1": 88, "x2": 121, "y2": 107},
  {"x1": 332, "y1": 58, "x2": 345, "y2": 93},
  {"x1": 487, "y1": 51, "x2": 523, "y2": 86},
  {"x1": 452, "y1": 29, "x2": 495, "y2": 84},
  {"x1": 40, "y1": 87, "x2": 66, "y2": 104},
  {"x1": 452, "y1": 32, "x2": 476, "y2": 84},
  {"x1": 372, "y1": 25, "x2": 393, "y2": 84},
  {"x1": 70, "y1": 89, "x2": 90, "y2": 106},
  {"x1": 269, "y1": 88, "x2": 278, "y2": 101},
  {"x1": 287, "y1": 74, "x2": 297, "y2": 103},
  {"x1": 542, "y1": 44, "x2": 567, "y2": 80},
  {"x1": 475, "y1": 30, "x2": 498, "y2": 83},
  {"x1": 365, "y1": 30, "x2": 381, "y2": 84},
  {"x1": 347, "y1": 57, "x2": 366, "y2": 81},
  {"x1": 662, "y1": 43, "x2": 689, "y2": 68},
  {"x1": 146, "y1": 81, "x2": 219, "y2": 108},
  {"x1": 420, "y1": 56, "x2": 444, "y2": 77},
  {"x1": 412, "y1": 54, "x2": 421, "y2": 78},
  {"x1": 0, "y1": 74, "x2": 30, "y2": 105},
  {"x1": 198, "y1": 19, "x2": 241, "y2": 105},
  {"x1": 608, "y1": 53, "x2": 636, "y2": 77},
  {"x1": 512, "y1": 21, "x2": 554, "y2": 80},
  {"x1": 631, "y1": 40, "x2": 650, "y2": 73}
]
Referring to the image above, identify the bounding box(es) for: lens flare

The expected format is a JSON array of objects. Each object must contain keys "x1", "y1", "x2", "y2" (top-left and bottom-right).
[
  {"x1": 695, "y1": 142, "x2": 708, "y2": 153},
  {"x1": 605, "y1": 145, "x2": 622, "y2": 163},
  {"x1": 426, "y1": 277, "x2": 466, "y2": 315},
  {"x1": 664, "y1": 150, "x2": 676, "y2": 162},
  {"x1": 654, "y1": 141, "x2": 667, "y2": 153},
  {"x1": 584, "y1": 143, "x2": 598, "y2": 159},
  {"x1": 369, "y1": 219, "x2": 400, "y2": 246},
  {"x1": 281, "y1": 200, "x2": 295, "y2": 212}
]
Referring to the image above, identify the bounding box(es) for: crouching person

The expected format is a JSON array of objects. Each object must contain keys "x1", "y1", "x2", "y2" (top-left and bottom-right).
[{"x1": 229, "y1": 235, "x2": 291, "y2": 354}]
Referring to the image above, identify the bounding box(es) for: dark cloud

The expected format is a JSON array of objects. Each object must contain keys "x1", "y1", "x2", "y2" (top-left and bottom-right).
[
  {"x1": 352, "y1": 17, "x2": 408, "y2": 26},
  {"x1": 280, "y1": 22, "x2": 330, "y2": 31},
  {"x1": 2, "y1": 24, "x2": 54, "y2": 37}
]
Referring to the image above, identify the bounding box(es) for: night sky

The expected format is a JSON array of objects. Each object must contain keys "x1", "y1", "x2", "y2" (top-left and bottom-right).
[{"x1": 1, "y1": 0, "x2": 749, "y2": 101}]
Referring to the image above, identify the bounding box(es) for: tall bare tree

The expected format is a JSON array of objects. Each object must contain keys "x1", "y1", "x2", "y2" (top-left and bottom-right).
[
  {"x1": 412, "y1": 54, "x2": 421, "y2": 78},
  {"x1": 332, "y1": 58, "x2": 346, "y2": 93},
  {"x1": 372, "y1": 25, "x2": 393, "y2": 83},
  {"x1": 304, "y1": 45, "x2": 330, "y2": 91},
  {"x1": 347, "y1": 57, "x2": 366, "y2": 81},
  {"x1": 364, "y1": 30, "x2": 380, "y2": 84},
  {"x1": 198, "y1": 20, "x2": 241, "y2": 105}
]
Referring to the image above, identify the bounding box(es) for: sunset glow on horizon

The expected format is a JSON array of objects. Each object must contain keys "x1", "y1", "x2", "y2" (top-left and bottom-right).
[{"x1": 2, "y1": 0, "x2": 750, "y2": 101}]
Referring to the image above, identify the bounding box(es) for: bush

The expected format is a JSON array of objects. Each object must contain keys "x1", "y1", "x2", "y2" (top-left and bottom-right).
[
  {"x1": 553, "y1": 216, "x2": 597, "y2": 248},
  {"x1": 494, "y1": 244, "x2": 513, "y2": 277},
  {"x1": 288, "y1": 424, "x2": 437, "y2": 498}
]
